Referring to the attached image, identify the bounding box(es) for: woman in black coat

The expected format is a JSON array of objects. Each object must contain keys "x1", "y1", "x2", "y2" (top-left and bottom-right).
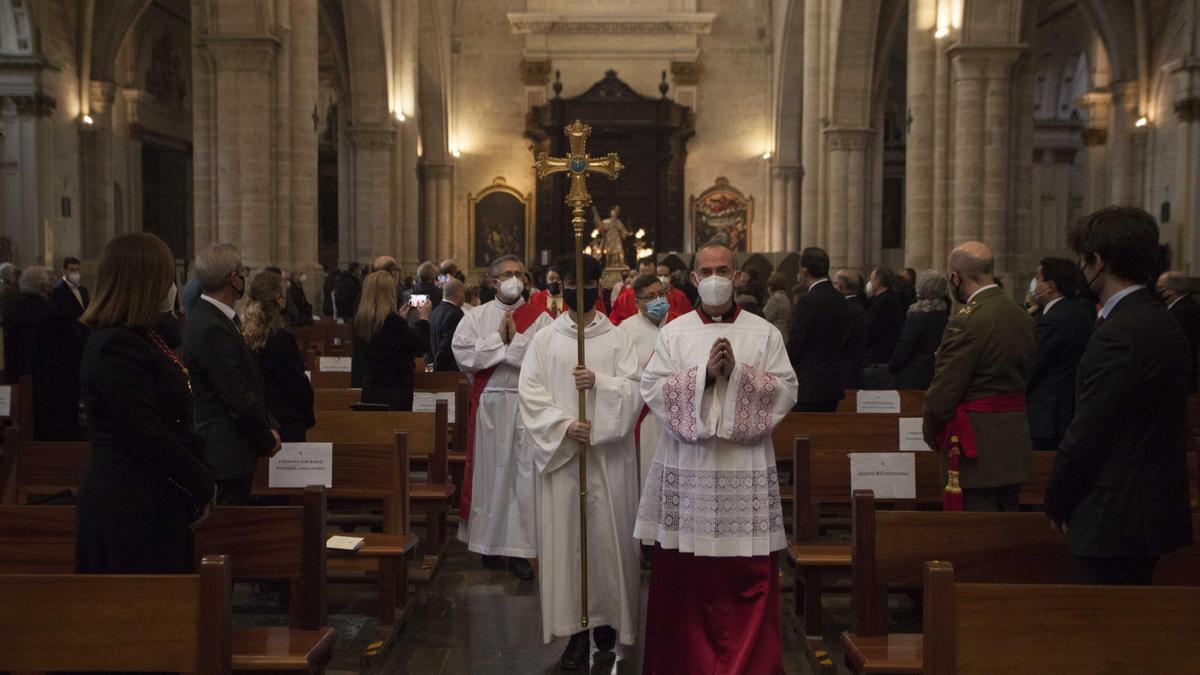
[
  {"x1": 888, "y1": 270, "x2": 951, "y2": 390},
  {"x1": 352, "y1": 271, "x2": 432, "y2": 411},
  {"x1": 243, "y1": 271, "x2": 315, "y2": 442},
  {"x1": 76, "y1": 233, "x2": 215, "y2": 574}
]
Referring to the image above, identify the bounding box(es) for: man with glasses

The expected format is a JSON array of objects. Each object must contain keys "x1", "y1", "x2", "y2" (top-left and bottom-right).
[{"x1": 452, "y1": 255, "x2": 552, "y2": 580}]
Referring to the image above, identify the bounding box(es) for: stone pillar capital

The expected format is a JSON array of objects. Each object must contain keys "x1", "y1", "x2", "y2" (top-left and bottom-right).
[
  {"x1": 5, "y1": 93, "x2": 56, "y2": 117},
  {"x1": 199, "y1": 35, "x2": 281, "y2": 72},
  {"x1": 88, "y1": 80, "x2": 117, "y2": 114},
  {"x1": 421, "y1": 160, "x2": 455, "y2": 178},
  {"x1": 771, "y1": 163, "x2": 802, "y2": 179},
  {"x1": 1163, "y1": 57, "x2": 1200, "y2": 123},
  {"x1": 347, "y1": 125, "x2": 396, "y2": 150},
  {"x1": 1110, "y1": 80, "x2": 1140, "y2": 109},
  {"x1": 947, "y1": 44, "x2": 1025, "y2": 80},
  {"x1": 824, "y1": 127, "x2": 873, "y2": 151},
  {"x1": 1081, "y1": 127, "x2": 1108, "y2": 146}
]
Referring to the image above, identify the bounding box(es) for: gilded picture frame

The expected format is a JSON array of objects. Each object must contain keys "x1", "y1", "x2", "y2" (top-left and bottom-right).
[
  {"x1": 468, "y1": 177, "x2": 534, "y2": 272},
  {"x1": 690, "y1": 176, "x2": 755, "y2": 252}
]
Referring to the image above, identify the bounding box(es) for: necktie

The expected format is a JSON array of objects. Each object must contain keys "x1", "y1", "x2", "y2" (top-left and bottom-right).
[{"x1": 233, "y1": 314, "x2": 243, "y2": 331}]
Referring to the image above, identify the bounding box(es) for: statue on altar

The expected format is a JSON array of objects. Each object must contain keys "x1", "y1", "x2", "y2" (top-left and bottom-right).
[{"x1": 592, "y1": 205, "x2": 630, "y2": 269}]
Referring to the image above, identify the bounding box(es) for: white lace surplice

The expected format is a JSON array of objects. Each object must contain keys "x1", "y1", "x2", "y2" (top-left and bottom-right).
[{"x1": 634, "y1": 309, "x2": 799, "y2": 557}]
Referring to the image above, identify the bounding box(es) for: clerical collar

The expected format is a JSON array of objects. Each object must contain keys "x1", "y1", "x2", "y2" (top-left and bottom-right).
[{"x1": 698, "y1": 303, "x2": 741, "y2": 324}]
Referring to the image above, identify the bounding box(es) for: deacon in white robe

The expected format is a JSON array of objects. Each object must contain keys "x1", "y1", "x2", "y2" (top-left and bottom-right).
[
  {"x1": 518, "y1": 268, "x2": 643, "y2": 657},
  {"x1": 634, "y1": 242, "x2": 798, "y2": 675},
  {"x1": 615, "y1": 275, "x2": 669, "y2": 488},
  {"x1": 452, "y1": 256, "x2": 552, "y2": 577}
]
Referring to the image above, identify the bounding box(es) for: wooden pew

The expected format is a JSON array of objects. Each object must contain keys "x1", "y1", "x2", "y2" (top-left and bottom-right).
[
  {"x1": 922, "y1": 561, "x2": 1200, "y2": 675},
  {"x1": 413, "y1": 373, "x2": 470, "y2": 497},
  {"x1": 0, "y1": 554, "x2": 234, "y2": 674},
  {"x1": 314, "y1": 387, "x2": 363, "y2": 411},
  {"x1": 773, "y1": 413, "x2": 902, "y2": 458},
  {"x1": 0, "y1": 488, "x2": 338, "y2": 672},
  {"x1": 836, "y1": 389, "x2": 926, "y2": 415},
  {"x1": 0, "y1": 376, "x2": 32, "y2": 502}
]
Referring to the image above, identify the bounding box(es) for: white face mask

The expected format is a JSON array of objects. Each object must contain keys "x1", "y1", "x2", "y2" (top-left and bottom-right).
[
  {"x1": 658, "y1": 275, "x2": 670, "y2": 288},
  {"x1": 159, "y1": 283, "x2": 177, "y2": 313},
  {"x1": 1028, "y1": 277, "x2": 1038, "y2": 297},
  {"x1": 67, "y1": 272, "x2": 81, "y2": 286},
  {"x1": 697, "y1": 274, "x2": 734, "y2": 307},
  {"x1": 498, "y1": 275, "x2": 524, "y2": 301},
  {"x1": 864, "y1": 280, "x2": 874, "y2": 296}
]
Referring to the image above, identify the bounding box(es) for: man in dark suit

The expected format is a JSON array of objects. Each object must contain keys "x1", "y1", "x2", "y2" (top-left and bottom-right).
[
  {"x1": 1156, "y1": 271, "x2": 1200, "y2": 391},
  {"x1": 923, "y1": 242, "x2": 1036, "y2": 511},
  {"x1": 49, "y1": 256, "x2": 90, "y2": 320},
  {"x1": 1047, "y1": 207, "x2": 1193, "y2": 585},
  {"x1": 833, "y1": 269, "x2": 867, "y2": 389},
  {"x1": 788, "y1": 248, "x2": 856, "y2": 412},
  {"x1": 863, "y1": 266, "x2": 906, "y2": 365},
  {"x1": 182, "y1": 243, "x2": 281, "y2": 505},
  {"x1": 1027, "y1": 257, "x2": 1094, "y2": 451},
  {"x1": 332, "y1": 262, "x2": 363, "y2": 321},
  {"x1": 429, "y1": 277, "x2": 466, "y2": 371}
]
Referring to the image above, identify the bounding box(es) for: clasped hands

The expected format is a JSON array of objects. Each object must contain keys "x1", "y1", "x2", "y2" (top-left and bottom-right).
[
  {"x1": 566, "y1": 366, "x2": 596, "y2": 442},
  {"x1": 498, "y1": 311, "x2": 517, "y2": 345},
  {"x1": 707, "y1": 337, "x2": 736, "y2": 381}
]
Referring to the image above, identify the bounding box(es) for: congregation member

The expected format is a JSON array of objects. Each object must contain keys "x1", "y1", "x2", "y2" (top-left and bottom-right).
[
  {"x1": 440, "y1": 258, "x2": 465, "y2": 282},
  {"x1": 897, "y1": 266, "x2": 918, "y2": 309},
  {"x1": 863, "y1": 266, "x2": 906, "y2": 366},
  {"x1": 1027, "y1": 257, "x2": 1094, "y2": 451},
  {"x1": 76, "y1": 233, "x2": 215, "y2": 574},
  {"x1": 1046, "y1": 207, "x2": 1193, "y2": 584},
  {"x1": 331, "y1": 262, "x2": 363, "y2": 321},
  {"x1": 49, "y1": 255, "x2": 90, "y2": 320},
  {"x1": 887, "y1": 270, "x2": 950, "y2": 390},
  {"x1": 519, "y1": 254, "x2": 643, "y2": 669},
  {"x1": 428, "y1": 277, "x2": 466, "y2": 372},
  {"x1": 788, "y1": 247, "x2": 856, "y2": 412},
  {"x1": 762, "y1": 272, "x2": 792, "y2": 336},
  {"x1": 4, "y1": 266, "x2": 53, "y2": 381},
  {"x1": 352, "y1": 271, "x2": 431, "y2": 410},
  {"x1": 243, "y1": 271, "x2": 315, "y2": 443},
  {"x1": 284, "y1": 269, "x2": 315, "y2": 327},
  {"x1": 452, "y1": 255, "x2": 552, "y2": 580},
  {"x1": 1156, "y1": 270, "x2": 1200, "y2": 391},
  {"x1": 608, "y1": 258, "x2": 657, "y2": 325},
  {"x1": 615, "y1": 274, "x2": 669, "y2": 495},
  {"x1": 923, "y1": 242, "x2": 1036, "y2": 512},
  {"x1": 407, "y1": 260, "x2": 443, "y2": 307},
  {"x1": 0, "y1": 262, "x2": 19, "y2": 368},
  {"x1": 833, "y1": 268, "x2": 868, "y2": 388},
  {"x1": 635, "y1": 242, "x2": 798, "y2": 674},
  {"x1": 183, "y1": 243, "x2": 281, "y2": 505}
]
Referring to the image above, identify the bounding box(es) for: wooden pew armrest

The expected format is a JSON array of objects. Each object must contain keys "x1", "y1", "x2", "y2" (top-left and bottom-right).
[
  {"x1": 839, "y1": 632, "x2": 923, "y2": 674},
  {"x1": 788, "y1": 542, "x2": 852, "y2": 568},
  {"x1": 411, "y1": 482, "x2": 456, "y2": 501},
  {"x1": 329, "y1": 531, "x2": 419, "y2": 557},
  {"x1": 232, "y1": 626, "x2": 335, "y2": 671}
]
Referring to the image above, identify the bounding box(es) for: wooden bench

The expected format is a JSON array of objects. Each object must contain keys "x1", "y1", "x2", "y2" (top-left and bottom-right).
[
  {"x1": 836, "y1": 390, "x2": 926, "y2": 415},
  {"x1": 0, "y1": 554, "x2": 234, "y2": 674},
  {"x1": 0, "y1": 376, "x2": 32, "y2": 503},
  {"x1": 0, "y1": 487, "x2": 337, "y2": 672},
  {"x1": 290, "y1": 320, "x2": 354, "y2": 358},
  {"x1": 922, "y1": 561, "x2": 1200, "y2": 674}
]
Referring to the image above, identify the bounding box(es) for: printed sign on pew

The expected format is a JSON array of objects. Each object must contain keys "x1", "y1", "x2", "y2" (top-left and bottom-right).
[
  {"x1": 0, "y1": 385, "x2": 10, "y2": 418},
  {"x1": 413, "y1": 392, "x2": 456, "y2": 419},
  {"x1": 269, "y1": 443, "x2": 333, "y2": 488},
  {"x1": 319, "y1": 356, "x2": 353, "y2": 373},
  {"x1": 850, "y1": 452, "x2": 916, "y2": 499},
  {"x1": 856, "y1": 390, "x2": 901, "y2": 414}
]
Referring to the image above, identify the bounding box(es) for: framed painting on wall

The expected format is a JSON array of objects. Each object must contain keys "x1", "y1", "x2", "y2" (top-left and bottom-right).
[
  {"x1": 691, "y1": 177, "x2": 754, "y2": 252},
  {"x1": 468, "y1": 177, "x2": 534, "y2": 272}
]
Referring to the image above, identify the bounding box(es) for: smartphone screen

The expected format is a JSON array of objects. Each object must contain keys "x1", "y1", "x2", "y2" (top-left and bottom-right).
[{"x1": 410, "y1": 294, "x2": 429, "y2": 307}]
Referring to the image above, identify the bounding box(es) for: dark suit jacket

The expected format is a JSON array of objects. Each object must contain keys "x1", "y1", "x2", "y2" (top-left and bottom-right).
[
  {"x1": 1168, "y1": 294, "x2": 1200, "y2": 392},
  {"x1": 1026, "y1": 297, "x2": 1093, "y2": 444},
  {"x1": 428, "y1": 301, "x2": 464, "y2": 372},
  {"x1": 843, "y1": 295, "x2": 867, "y2": 389},
  {"x1": 1045, "y1": 288, "x2": 1193, "y2": 558},
  {"x1": 49, "y1": 279, "x2": 89, "y2": 320},
  {"x1": 331, "y1": 274, "x2": 361, "y2": 321},
  {"x1": 77, "y1": 326, "x2": 214, "y2": 573},
  {"x1": 3, "y1": 292, "x2": 87, "y2": 440},
  {"x1": 888, "y1": 308, "x2": 948, "y2": 390},
  {"x1": 353, "y1": 314, "x2": 430, "y2": 410},
  {"x1": 285, "y1": 282, "x2": 314, "y2": 327},
  {"x1": 864, "y1": 289, "x2": 906, "y2": 364},
  {"x1": 257, "y1": 328, "x2": 315, "y2": 442},
  {"x1": 182, "y1": 299, "x2": 278, "y2": 479},
  {"x1": 788, "y1": 280, "x2": 856, "y2": 406}
]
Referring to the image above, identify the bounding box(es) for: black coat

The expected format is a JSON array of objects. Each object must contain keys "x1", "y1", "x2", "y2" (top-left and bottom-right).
[
  {"x1": 428, "y1": 301, "x2": 464, "y2": 372},
  {"x1": 76, "y1": 326, "x2": 214, "y2": 573},
  {"x1": 49, "y1": 279, "x2": 89, "y2": 321},
  {"x1": 788, "y1": 280, "x2": 857, "y2": 406},
  {"x1": 3, "y1": 292, "x2": 87, "y2": 440},
  {"x1": 353, "y1": 314, "x2": 430, "y2": 410},
  {"x1": 256, "y1": 328, "x2": 315, "y2": 442},
  {"x1": 1168, "y1": 294, "x2": 1200, "y2": 392},
  {"x1": 332, "y1": 273, "x2": 362, "y2": 321},
  {"x1": 1026, "y1": 297, "x2": 1094, "y2": 444},
  {"x1": 888, "y1": 308, "x2": 948, "y2": 390},
  {"x1": 864, "y1": 289, "x2": 906, "y2": 365},
  {"x1": 843, "y1": 295, "x2": 867, "y2": 389},
  {"x1": 182, "y1": 299, "x2": 278, "y2": 480},
  {"x1": 285, "y1": 282, "x2": 315, "y2": 327},
  {"x1": 1045, "y1": 289, "x2": 1193, "y2": 558},
  {"x1": 3, "y1": 293, "x2": 49, "y2": 382}
]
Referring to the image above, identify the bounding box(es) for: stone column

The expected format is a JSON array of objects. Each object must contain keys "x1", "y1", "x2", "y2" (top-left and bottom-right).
[
  {"x1": 1167, "y1": 57, "x2": 1200, "y2": 271},
  {"x1": 81, "y1": 81, "x2": 117, "y2": 255},
  {"x1": 1078, "y1": 90, "x2": 1112, "y2": 215},
  {"x1": 421, "y1": 160, "x2": 454, "y2": 262},
  {"x1": 785, "y1": 165, "x2": 801, "y2": 251},
  {"x1": 824, "y1": 128, "x2": 872, "y2": 268},
  {"x1": 287, "y1": 0, "x2": 319, "y2": 271},
  {"x1": 932, "y1": 32, "x2": 951, "y2": 266},
  {"x1": 949, "y1": 48, "x2": 987, "y2": 243},
  {"x1": 347, "y1": 126, "x2": 396, "y2": 263},
  {"x1": 905, "y1": 0, "x2": 937, "y2": 269},
  {"x1": 799, "y1": 0, "x2": 823, "y2": 249},
  {"x1": 1108, "y1": 81, "x2": 1140, "y2": 206},
  {"x1": 770, "y1": 165, "x2": 787, "y2": 251},
  {"x1": 981, "y1": 49, "x2": 1021, "y2": 273}
]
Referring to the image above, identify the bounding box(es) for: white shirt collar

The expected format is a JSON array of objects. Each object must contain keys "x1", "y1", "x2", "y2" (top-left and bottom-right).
[
  {"x1": 1167, "y1": 294, "x2": 1187, "y2": 310},
  {"x1": 200, "y1": 294, "x2": 237, "y2": 321},
  {"x1": 966, "y1": 284, "x2": 1000, "y2": 304},
  {"x1": 1099, "y1": 285, "x2": 1145, "y2": 320},
  {"x1": 1042, "y1": 296, "x2": 1064, "y2": 315},
  {"x1": 808, "y1": 278, "x2": 830, "y2": 291}
]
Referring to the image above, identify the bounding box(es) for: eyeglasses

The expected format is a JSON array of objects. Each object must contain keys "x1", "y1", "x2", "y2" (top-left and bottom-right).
[
  {"x1": 495, "y1": 270, "x2": 521, "y2": 281},
  {"x1": 636, "y1": 290, "x2": 667, "y2": 301}
]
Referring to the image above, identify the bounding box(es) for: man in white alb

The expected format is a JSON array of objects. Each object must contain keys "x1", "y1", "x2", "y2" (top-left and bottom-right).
[
  {"x1": 451, "y1": 255, "x2": 552, "y2": 579},
  {"x1": 519, "y1": 255, "x2": 643, "y2": 670},
  {"x1": 634, "y1": 242, "x2": 798, "y2": 675}
]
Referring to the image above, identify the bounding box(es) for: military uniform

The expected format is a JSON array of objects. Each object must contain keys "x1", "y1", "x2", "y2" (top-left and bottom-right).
[{"x1": 923, "y1": 286, "x2": 1037, "y2": 510}]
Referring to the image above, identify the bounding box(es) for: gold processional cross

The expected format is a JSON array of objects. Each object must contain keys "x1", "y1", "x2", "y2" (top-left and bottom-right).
[{"x1": 533, "y1": 120, "x2": 623, "y2": 628}]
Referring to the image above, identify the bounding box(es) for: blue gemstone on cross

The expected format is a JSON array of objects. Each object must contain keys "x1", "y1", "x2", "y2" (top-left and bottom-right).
[{"x1": 569, "y1": 157, "x2": 586, "y2": 174}]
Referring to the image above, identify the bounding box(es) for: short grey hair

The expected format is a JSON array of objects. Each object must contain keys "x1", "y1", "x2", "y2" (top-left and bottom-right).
[
  {"x1": 910, "y1": 269, "x2": 950, "y2": 314},
  {"x1": 417, "y1": 261, "x2": 437, "y2": 282},
  {"x1": 193, "y1": 243, "x2": 244, "y2": 294},
  {"x1": 0, "y1": 262, "x2": 15, "y2": 284},
  {"x1": 489, "y1": 255, "x2": 524, "y2": 278},
  {"x1": 834, "y1": 269, "x2": 862, "y2": 293},
  {"x1": 19, "y1": 265, "x2": 52, "y2": 294}
]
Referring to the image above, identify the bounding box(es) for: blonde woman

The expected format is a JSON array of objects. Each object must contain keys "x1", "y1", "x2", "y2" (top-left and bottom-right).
[
  {"x1": 352, "y1": 271, "x2": 432, "y2": 410},
  {"x1": 243, "y1": 271, "x2": 314, "y2": 442}
]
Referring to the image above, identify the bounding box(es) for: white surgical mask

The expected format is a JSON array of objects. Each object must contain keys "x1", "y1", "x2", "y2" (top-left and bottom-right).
[
  {"x1": 67, "y1": 272, "x2": 81, "y2": 286},
  {"x1": 499, "y1": 275, "x2": 524, "y2": 301},
  {"x1": 658, "y1": 275, "x2": 670, "y2": 288},
  {"x1": 865, "y1": 280, "x2": 875, "y2": 296},
  {"x1": 697, "y1": 274, "x2": 734, "y2": 307},
  {"x1": 1028, "y1": 277, "x2": 1038, "y2": 297},
  {"x1": 159, "y1": 283, "x2": 177, "y2": 313}
]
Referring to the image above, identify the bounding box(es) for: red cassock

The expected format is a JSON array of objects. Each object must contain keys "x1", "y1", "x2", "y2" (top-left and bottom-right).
[{"x1": 667, "y1": 287, "x2": 693, "y2": 316}]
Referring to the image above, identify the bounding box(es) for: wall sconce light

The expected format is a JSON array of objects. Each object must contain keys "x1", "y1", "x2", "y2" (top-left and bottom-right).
[
  {"x1": 934, "y1": 27, "x2": 949, "y2": 39},
  {"x1": 394, "y1": 111, "x2": 407, "y2": 122},
  {"x1": 81, "y1": 114, "x2": 94, "y2": 126},
  {"x1": 1135, "y1": 116, "x2": 1148, "y2": 128},
  {"x1": 450, "y1": 148, "x2": 461, "y2": 158},
  {"x1": 761, "y1": 151, "x2": 772, "y2": 160}
]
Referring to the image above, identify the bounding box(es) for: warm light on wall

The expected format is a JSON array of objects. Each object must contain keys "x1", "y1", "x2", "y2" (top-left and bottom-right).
[
  {"x1": 935, "y1": 0, "x2": 961, "y2": 38},
  {"x1": 394, "y1": 111, "x2": 407, "y2": 122},
  {"x1": 81, "y1": 114, "x2": 94, "y2": 126},
  {"x1": 934, "y1": 27, "x2": 949, "y2": 39},
  {"x1": 762, "y1": 151, "x2": 773, "y2": 160},
  {"x1": 450, "y1": 148, "x2": 462, "y2": 158},
  {"x1": 1135, "y1": 116, "x2": 1149, "y2": 128}
]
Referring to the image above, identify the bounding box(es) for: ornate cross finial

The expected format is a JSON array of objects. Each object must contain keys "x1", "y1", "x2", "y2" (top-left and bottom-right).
[{"x1": 533, "y1": 120, "x2": 624, "y2": 234}]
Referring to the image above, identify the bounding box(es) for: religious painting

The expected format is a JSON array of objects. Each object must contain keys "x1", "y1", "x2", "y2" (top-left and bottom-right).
[
  {"x1": 468, "y1": 177, "x2": 533, "y2": 271},
  {"x1": 691, "y1": 177, "x2": 754, "y2": 252}
]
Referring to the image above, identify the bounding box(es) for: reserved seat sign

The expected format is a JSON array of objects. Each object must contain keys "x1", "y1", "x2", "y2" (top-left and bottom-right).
[
  {"x1": 270, "y1": 443, "x2": 333, "y2": 488},
  {"x1": 849, "y1": 452, "x2": 916, "y2": 500}
]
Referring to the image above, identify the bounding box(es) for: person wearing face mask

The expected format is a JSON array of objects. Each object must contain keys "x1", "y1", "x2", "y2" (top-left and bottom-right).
[
  {"x1": 922, "y1": 241, "x2": 1036, "y2": 512},
  {"x1": 528, "y1": 267, "x2": 603, "y2": 318},
  {"x1": 1026, "y1": 258, "x2": 1094, "y2": 451},
  {"x1": 451, "y1": 255, "x2": 553, "y2": 581},
  {"x1": 242, "y1": 270, "x2": 315, "y2": 443},
  {"x1": 76, "y1": 233, "x2": 216, "y2": 574},
  {"x1": 518, "y1": 254, "x2": 644, "y2": 668},
  {"x1": 657, "y1": 263, "x2": 693, "y2": 317},
  {"x1": 608, "y1": 257, "x2": 658, "y2": 326},
  {"x1": 635, "y1": 242, "x2": 799, "y2": 675},
  {"x1": 50, "y1": 256, "x2": 90, "y2": 320},
  {"x1": 182, "y1": 243, "x2": 282, "y2": 506}
]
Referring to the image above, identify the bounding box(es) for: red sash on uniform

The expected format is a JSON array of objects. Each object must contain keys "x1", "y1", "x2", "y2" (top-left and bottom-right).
[
  {"x1": 460, "y1": 300, "x2": 549, "y2": 519},
  {"x1": 935, "y1": 392, "x2": 1026, "y2": 511}
]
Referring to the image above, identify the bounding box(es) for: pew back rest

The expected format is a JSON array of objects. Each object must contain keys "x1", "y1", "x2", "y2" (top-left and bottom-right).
[
  {"x1": 0, "y1": 504, "x2": 75, "y2": 573},
  {"x1": 308, "y1": 405, "x2": 447, "y2": 485},
  {"x1": 3, "y1": 427, "x2": 88, "y2": 503},
  {"x1": 313, "y1": 388, "x2": 362, "y2": 410},
  {"x1": 0, "y1": 554, "x2": 232, "y2": 674},
  {"x1": 923, "y1": 561, "x2": 1200, "y2": 675},
  {"x1": 836, "y1": 389, "x2": 926, "y2": 416},
  {"x1": 774, "y1": 413, "x2": 900, "y2": 460}
]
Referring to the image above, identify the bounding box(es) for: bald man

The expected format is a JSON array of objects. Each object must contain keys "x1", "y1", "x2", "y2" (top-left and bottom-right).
[
  {"x1": 923, "y1": 241, "x2": 1036, "y2": 511},
  {"x1": 429, "y1": 277, "x2": 466, "y2": 371}
]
